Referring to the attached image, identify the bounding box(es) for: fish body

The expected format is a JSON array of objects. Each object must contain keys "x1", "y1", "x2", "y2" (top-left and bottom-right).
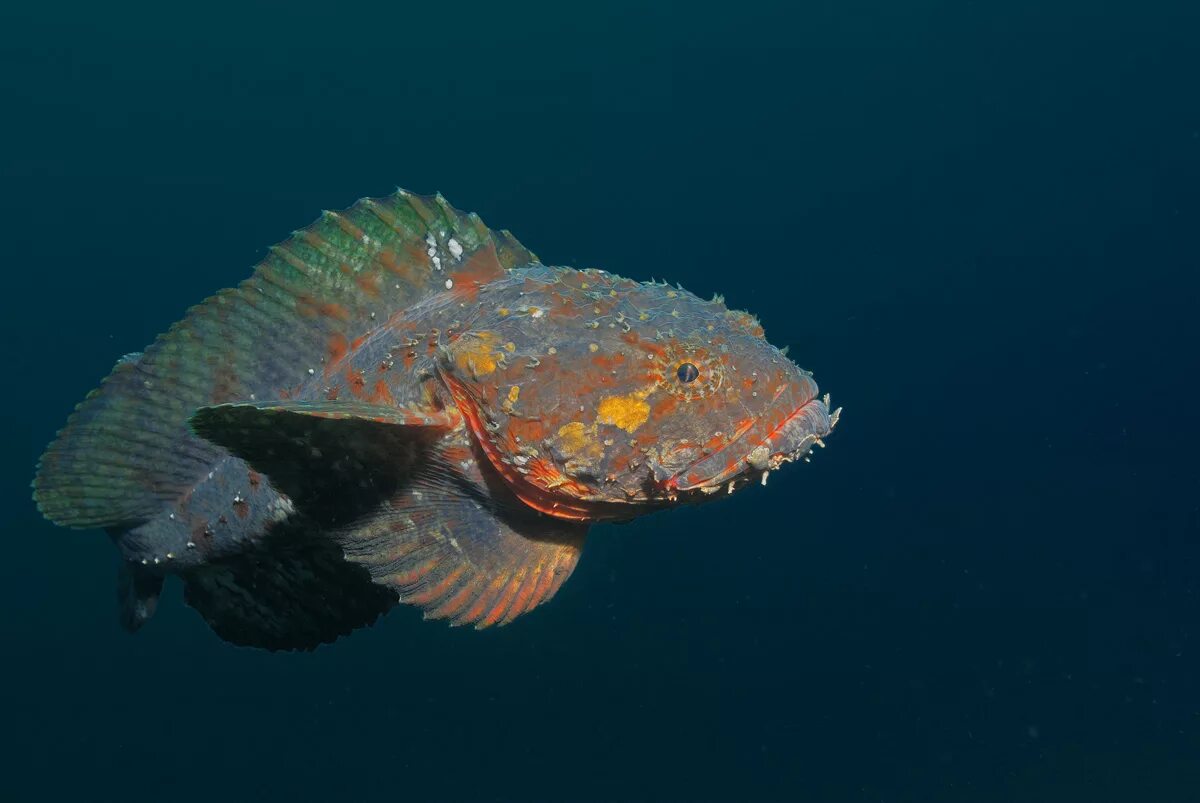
[{"x1": 34, "y1": 190, "x2": 840, "y2": 649}]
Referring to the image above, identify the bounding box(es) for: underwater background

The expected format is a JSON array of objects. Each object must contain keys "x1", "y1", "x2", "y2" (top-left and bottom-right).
[{"x1": 2, "y1": 1, "x2": 1198, "y2": 801}]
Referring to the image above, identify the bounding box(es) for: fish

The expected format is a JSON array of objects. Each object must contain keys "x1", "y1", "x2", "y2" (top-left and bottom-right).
[{"x1": 32, "y1": 189, "x2": 841, "y2": 650}]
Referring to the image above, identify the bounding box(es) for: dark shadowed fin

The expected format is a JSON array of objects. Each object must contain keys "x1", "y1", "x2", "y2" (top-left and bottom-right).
[
  {"x1": 182, "y1": 526, "x2": 397, "y2": 651},
  {"x1": 189, "y1": 399, "x2": 459, "y2": 524},
  {"x1": 34, "y1": 190, "x2": 535, "y2": 530}
]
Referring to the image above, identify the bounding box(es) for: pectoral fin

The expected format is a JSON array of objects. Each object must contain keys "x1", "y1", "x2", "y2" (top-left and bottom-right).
[
  {"x1": 335, "y1": 437, "x2": 588, "y2": 628},
  {"x1": 189, "y1": 400, "x2": 459, "y2": 522}
]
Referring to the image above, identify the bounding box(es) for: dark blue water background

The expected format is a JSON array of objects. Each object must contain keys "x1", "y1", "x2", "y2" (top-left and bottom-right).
[{"x1": 3, "y1": 2, "x2": 1198, "y2": 800}]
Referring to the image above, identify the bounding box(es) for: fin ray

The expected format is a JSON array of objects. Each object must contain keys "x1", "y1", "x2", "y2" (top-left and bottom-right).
[{"x1": 35, "y1": 191, "x2": 535, "y2": 530}]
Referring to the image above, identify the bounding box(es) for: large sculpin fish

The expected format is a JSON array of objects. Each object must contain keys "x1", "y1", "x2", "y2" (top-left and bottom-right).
[{"x1": 33, "y1": 190, "x2": 841, "y2": 650}]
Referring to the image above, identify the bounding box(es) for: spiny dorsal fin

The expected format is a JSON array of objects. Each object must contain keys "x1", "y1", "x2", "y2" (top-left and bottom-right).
[{"x1": 35, "y1": 191, "x2": 536, "y2": 529}]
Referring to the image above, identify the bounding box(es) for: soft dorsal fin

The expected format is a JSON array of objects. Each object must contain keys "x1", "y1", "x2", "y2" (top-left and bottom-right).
[{"x1": 35, "y1": 191, "x2": 537, "y2": 530}]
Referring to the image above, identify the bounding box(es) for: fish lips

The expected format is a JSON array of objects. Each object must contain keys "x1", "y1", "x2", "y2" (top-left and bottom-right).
[{"x1": 665, "y1": 395, "x2": 835, "y2": 493}]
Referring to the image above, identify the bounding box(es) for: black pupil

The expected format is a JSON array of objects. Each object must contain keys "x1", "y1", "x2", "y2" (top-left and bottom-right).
[{"x1": 677, "y1": 362, "x2": 699, "y2": 383}]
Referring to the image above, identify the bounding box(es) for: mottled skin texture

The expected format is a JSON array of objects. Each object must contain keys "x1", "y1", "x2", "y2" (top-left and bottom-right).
[{"x1": 34, "y1": 190, "x2": 838, "y2": 649}]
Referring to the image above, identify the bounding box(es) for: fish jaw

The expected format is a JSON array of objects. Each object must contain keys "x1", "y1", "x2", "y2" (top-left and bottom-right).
[{"x1": 664, "y1": 393, "x2": 839, "y2": 494}]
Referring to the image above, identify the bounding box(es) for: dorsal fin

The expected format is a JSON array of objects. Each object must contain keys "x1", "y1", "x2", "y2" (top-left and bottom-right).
[{"x1": 35, "y1": 190, "x2": 538, "y2": 529}]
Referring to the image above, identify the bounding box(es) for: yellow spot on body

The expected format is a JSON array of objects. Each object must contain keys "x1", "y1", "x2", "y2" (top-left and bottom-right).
[
  {"x1": 556, "y1": 422, "x2": 604, "y2": 462},
  {"x1": 505, "y1": 341, "x2": 516, "y2": 352},
  {"x1": 498, "y1": 307, "x2": 510, "y2": 316},
  {"x1": 507, "y1": 385, "x2": 520, "y2": 405},
  {"x1": 639, "y1": 312, "x2": 649, "y2": 321},
  {"x1": 581, "y1": 282, "x2": 589, "y2": 289},
  {"x1": 588, "y1": 343, "x2": 599, "y2": 353},
  {"x1": 597, "y1": 391, "x2": 652, "y2": 433},
  {"x1": 453, "y1": 331, "x2": 500, "y2": 378}
]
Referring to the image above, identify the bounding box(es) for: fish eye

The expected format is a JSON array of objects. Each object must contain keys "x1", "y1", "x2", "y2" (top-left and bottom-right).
[{"x1": 677, "y1": 362, "x2": 699, "y2": 383}]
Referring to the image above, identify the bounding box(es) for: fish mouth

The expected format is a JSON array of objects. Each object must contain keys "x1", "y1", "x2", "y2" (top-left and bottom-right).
[{"x1": 665, "y1": 393, "x2": 840, "y2": 494}]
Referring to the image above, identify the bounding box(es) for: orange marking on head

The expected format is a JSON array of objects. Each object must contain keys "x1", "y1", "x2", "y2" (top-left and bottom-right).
[
  {"x1": 650, "y1": 394, "x2": 679, "y2": 418},
  {"x1": 509, "y1": 418, "x2": 547, "y2": 443},
  {"x1": 591, "y1": 352, "x2": 627, "y2": 372}
]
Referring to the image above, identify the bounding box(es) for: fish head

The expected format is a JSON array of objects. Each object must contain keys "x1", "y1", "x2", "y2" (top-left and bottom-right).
[{"x1": 438, "y1": 266, "x2": 839, "y2": 521}]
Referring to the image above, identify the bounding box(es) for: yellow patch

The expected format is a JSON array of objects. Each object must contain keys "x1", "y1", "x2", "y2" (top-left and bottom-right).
[
  {"x1": 453, "y1": 331, "x2": 500, "y2": 378},
  {"x1": 507, "y1": 385, "x2": 520, "y2": 405},
  {"x1": 505, "y1": 341, "x2": 516, "y2": 352},
  {"x1": 597, "y1": 391, "x2": 651, "y2": 433},
  {"x1": 555, "y1": 422, "x2": 604, "y2": 462}
]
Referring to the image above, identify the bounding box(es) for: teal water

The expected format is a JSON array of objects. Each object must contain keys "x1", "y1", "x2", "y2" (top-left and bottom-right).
[{"x1": 3, "y1": 2, "x2": 1198, "y2": 800}]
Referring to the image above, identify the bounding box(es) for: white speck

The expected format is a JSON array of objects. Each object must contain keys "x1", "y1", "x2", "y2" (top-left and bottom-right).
[
  {"x1": 166, "y1": 552, "x2": 174, "y2": 560},
  {"x1": 152, "y1": 557, "x2": 160, "y2": 565},
  {"x1": 445, "y1": 278, "x2": 454, "y2": 289},
  {"x1": 207, "y1": 472, "x2": 215, "y2": 480},
  {"x1": 168, "y1": 512, "x2": 175, "y2": 520},
  {"x1": 432, "y1": 255, "x2": 442, "y2": 270},
  {"x1": 249, "y1": 393, "x2": 256, "y2": 400},
  {"x1": 448, "y1": 238, "x2": 463, "y2": 258},
  {"x1": 141, "y1": 558, "x2": 148, "y2": 565},
  {"x1": 233, "y1": 493, "x2": 244, "y2": 503},
  {"x1": 362, "y1": 234, "x2": 372, "y2": 246},
  {"x1": 186, "y1": 541, "x2": 196, "y2": 549},
  {"x1": 308, "y1": 368, "x2": 315, "y2": 375},
  {"x1": 761, "y1": 471, "x2": 770, "y2": 486}
]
